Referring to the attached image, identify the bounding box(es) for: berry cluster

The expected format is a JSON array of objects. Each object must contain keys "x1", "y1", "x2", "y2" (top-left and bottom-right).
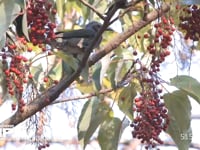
[
  {"x1": 1, "y1": 0, "x2": 58, "y2": 112},
  {"x1": 151, "y1": 16, "x2": 175, "y2": 52},
  {"x1": 131, "y1": 93, "x2": 169, "y2": 149},
  {"x1": 38, "y1": 143, "x2": 50, "y2": 150},
  {"x1": 37, "y1": 111, "x2": 46, "y2": 136},
  {"x1": 131, "y1": 16, "x2": 174, "y2": 149},
  {"x1": 0, "y1": 1, "x2": 57, "y2": 150},
  {"x1": 36, "y1": 111, "x2": 49, "y2": 150},
  {"x1": 1, "y1": 37, "x2": 32, "y2": 113},
  {"x1": 3, "y1": 52, "x2": 28, "y2": 96},
  {"x1": 2, "y1": 41, "x2": 32, "y2": 112},
  {"x1": 27, "y1": 0, "x2": 57, "y2": 50},
  {"x1": 179, "y1": 5, "x2": 200, "y2": 41}
]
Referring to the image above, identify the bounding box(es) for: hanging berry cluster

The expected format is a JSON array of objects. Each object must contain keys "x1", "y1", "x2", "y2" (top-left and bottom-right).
[
  {"x1": 36, "y1": 111, "x2": 50, "y2": 150},
  {"x1": 38, "y1": 143, "x2": 50, "y2": 150},
  {"x1": 130, "y1": 16, "x2": 175, "y2": 149},
  {"x1": 2, "y1": 38, "x2": 32, "y2": 112},
  {"x1": 178, "y1": 5, "x2": 200, "y2": 41},
  {"x1": 27, "y1": 0, "x2": 57, "y2": 50},
  {"x1": 3, "y1": 42, "x2": 28, "y2": 97},
  {"x1": 1, "y1": 0, "x2": 58, "y2": 113}
]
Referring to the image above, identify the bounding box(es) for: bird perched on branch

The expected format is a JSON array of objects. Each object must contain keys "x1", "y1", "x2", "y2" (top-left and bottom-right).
[{"x1": 51, "y1": 21, "x2": 112, "y2": 56}]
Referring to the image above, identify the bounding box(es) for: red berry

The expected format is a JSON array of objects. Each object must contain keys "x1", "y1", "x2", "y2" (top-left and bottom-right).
[
  {"x1": 11, "y1": 103, "x2": 16, "y2": 110},
  {"x1": 27, "y1": 47, "x2": 32, "y2": 52},
  {"x1": 51, "y1": 9, "x2": 57, "y2": 15},
  {"x1": 4, "y1": 69, "x2": 10, "y2": 76},
  {"x1": 133, "y1": 51, "x2": 137, "y2": 56},
  {"x1": 54, "y1": 80, "x2": 59, "y2": 84},
  {"x1": 46, "y1": 143, "x2": 50, "y2": 147},
  {"x1": 176, "y1": 4, "x2": 180, "y2": 10},
  {"x1": 144, "y1": 33, "x2": 149, "y2": 38},
  {"x1": 157, "y1": 28, "x2": 163, "y2": 35},
  {"x1": 23, "y1": 79, "x2": 28, "y2": 83},
  {"x1": 162, "y1": 16, "x2": 168, "y2": 24},
  {"x1": 137, "y1": 35, "x2": 141, "y2": 39},
  {"x1": 164, "y1": 50, "x2": 170, "y2": 56},
  {"x1": 43, "y1": 77, "x2": 48, "y2": 82},
  {"x1": 28, "y1": 74, "x2": 33, "y2": 79},
  {"x1": 22, "y1": 57, "x2": 28, "y2": 62}
]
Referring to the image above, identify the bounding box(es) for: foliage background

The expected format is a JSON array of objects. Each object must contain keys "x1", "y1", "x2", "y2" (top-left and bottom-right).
[{"x1": 0, "y1": 0, "x2": 199, "y2": 150}]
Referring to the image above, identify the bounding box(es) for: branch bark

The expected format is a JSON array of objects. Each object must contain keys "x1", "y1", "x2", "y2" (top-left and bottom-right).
[{"x1": 0, "y1": 3, "x2": 170, "y2": 126}]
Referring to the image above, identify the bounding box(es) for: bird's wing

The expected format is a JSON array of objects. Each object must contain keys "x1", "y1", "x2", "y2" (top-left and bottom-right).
[
  {"x1": 55, "y1": 29, "x2": 95, "y2": 39},
  {"x1": 52, "y1": 38, "x2": 84, "y2": 54}
]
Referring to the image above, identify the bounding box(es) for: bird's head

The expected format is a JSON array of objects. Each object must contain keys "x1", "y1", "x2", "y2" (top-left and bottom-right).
[{"x1": 85, "y1": 21, "x2": 113, "y2": 32}]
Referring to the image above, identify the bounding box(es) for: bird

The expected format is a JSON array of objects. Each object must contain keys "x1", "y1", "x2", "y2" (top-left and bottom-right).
[{"x1": 51, "y1": 21, "x2": 112, "y2": 56}]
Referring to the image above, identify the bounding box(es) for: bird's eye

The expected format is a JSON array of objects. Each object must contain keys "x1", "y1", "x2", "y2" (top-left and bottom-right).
[{"x1": 93, "y1": 25, "x2": 101, "y2": 31}]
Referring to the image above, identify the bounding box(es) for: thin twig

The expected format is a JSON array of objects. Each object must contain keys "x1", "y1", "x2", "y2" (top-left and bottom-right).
[
  {"x1": 51, "y1": 88, "x2": 114, "y2": 104},
  {"x1": 79, "y1": 0, "x2": 105, "y2": 20},
  {"x1": 109, "y1": 6, "x2": 136, "y2": 25}
]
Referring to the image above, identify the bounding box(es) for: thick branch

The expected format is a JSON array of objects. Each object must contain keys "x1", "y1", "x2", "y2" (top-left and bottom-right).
[{"x1": 88, "y1": 4, "x2": 170, "y2": 66}]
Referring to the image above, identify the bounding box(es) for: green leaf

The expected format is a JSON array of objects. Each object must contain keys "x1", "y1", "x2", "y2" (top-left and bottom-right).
[
  {"x1": 48, "y1": 59, "x2": 62, "y2": 80},
  {"x1": 118, "y1": 83, "x2": 136, "y2": 120},
  {"x1": 61, "y1": 59, "x2": 74, "y2": 78},
  {"x1": 15, "y1": 0, "x2": 25, "y2": 6},
  {"x1": 92, "y1": 63, "x2": 102, "y2": 91},
  {"x1": 22, "y1": 9, "x2": 30, "y2": 41},
  {"x1": 98, "y1": 117, "x2": 122, "y2": 150},
  {"x1": 99, "y1": 53, "x2": 112, "y2": 88},
  {"x1": 113, "y1": 48, "x2": 133, "y2": 83},
  {"x1": 0, "y1": 0, "x2": 21, "y2": 45},
  {"x1": 164, "y1": 90, "x2": 192, "y2": 150},
  {"x1": 0, "y1": 35, "x2": 6, "y2": 50},
  {"x1": 30, "y1": 64, "x2": 43, "y2": 81},
  {"x1": 66, "y1": 0, "x2": 82, "y2": 15},
  {"x1": 0, "y1": 62, "x2": 8, "y2": 102},
  {"x1": 170, "y1": 75, "x2": 200, "y2": 104},
  {"x1": 14, "y1": 0, "x2": 29, "y2": 40},
  {"x1": 107, "y1": 57, "x2": 120, "y2": 89},
  {"x1": 78, "y1": 0, "x2": 90, "y2": 22},
  {"x1": 149, "y1": 0, "x2": 155, "y2": 6},
  {"x1": 76, "y1": 82, "x2": 93, "y2": 93},
  {"x1": 80, "y1": 64, "x2": 89, "y2": 83},
  {"x1": 54, "y1": 51, "x2": 78, "y2": 70},
  {"x1": 77, "y1": 97, "x2": 110, "y2": 148},
  {"x1": 56, "y1": 0, "x2": 65, "y2": 19}
]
